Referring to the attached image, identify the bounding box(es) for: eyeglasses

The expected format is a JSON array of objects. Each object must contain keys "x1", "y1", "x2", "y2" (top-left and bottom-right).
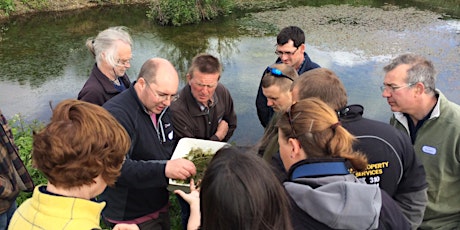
[
  {"x1": 264, "y1": 67, "x2": 294, "y2": 81},
  {"x1": 191, "y1": 80, "x2": 218, "y2": 89},
  {"x1": 116, "y1": 58, "x2": 132, "y2": 67},
  {"x1": 144, "y1": 78, "x2": 179, "y2": 102},
  {"x1": 380, "y1": 83, "x2": 416, "y2": 93},
  {"x1": 275, "y1": 47, "x2": 298, "y2": 57}
]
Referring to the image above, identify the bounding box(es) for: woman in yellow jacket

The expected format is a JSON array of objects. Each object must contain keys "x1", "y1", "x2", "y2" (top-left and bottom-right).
[{"x1": 8, "y1": 99, "x2": 138, "y2": 230}]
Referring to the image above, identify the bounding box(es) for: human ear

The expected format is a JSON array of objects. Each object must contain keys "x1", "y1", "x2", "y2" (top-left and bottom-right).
[
  {"x1": 288, "y1": 138, "x2": 304, "y2": 160},
  {"x1": 186, "y1": 74, "x2": 192, "y2": 85},
  {"x1": 415, "y1": 82, "x2": 425, "y2": 95},
  {"x1": 299, "y1": 43, "x2": 306, "y2": 52},
  {"x1": 139, "y1": 77, "x2": 148, "y2": 88}
]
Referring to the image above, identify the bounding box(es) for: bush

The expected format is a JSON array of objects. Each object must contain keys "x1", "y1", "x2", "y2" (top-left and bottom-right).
[
  {"x1": 9, "y1": 114, "x2": 47, "y2": 205},
  {"x1": 0, "y1": 0, "x2": 15, "y2": 15},
  {"x1": 147, "y1": 0, "x2": 234, "y2": 26}
]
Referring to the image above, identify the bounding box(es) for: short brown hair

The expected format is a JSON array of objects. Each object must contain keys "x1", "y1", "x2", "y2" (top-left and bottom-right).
[
  {"x1": 32, "y1": 99, "x2": 130, "y2": 189},
  {"x1": 187, "y1": 53, "x2": 222, "y2": 80},
  {"x1": 261, "y1": 63, "x2": 298, "y2": 92},
  {"x1": 293, "y1": 68, "x2": 347, "y2": 111}
]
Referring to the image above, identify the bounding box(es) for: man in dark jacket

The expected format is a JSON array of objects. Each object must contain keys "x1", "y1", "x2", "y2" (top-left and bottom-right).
[
  {"x1": 169, "y1": 53, "x2": 237, "y2": 230},
  {"x1": 0, "y1": 110, "x2": 34, "y2": 229},
  {"x1": 256, "y1": 26, "x2": 320, "y2": 128},
  {"x1": 101, "y1": 58, "x2": 196, "y2": 230},
  {"x1": 290, "y1": 68, "x2": 428, "y2": 229},
  {"x1": 170, "y1": 53, "x2": 237, "y2": 142}
]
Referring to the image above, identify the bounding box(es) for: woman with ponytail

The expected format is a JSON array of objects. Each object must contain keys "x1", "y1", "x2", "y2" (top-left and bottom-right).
[{"x1": 277, "y1": 98, "x2": 410, "y2": 230}]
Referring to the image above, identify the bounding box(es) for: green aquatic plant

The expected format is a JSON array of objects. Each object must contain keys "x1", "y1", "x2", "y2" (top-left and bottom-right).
[{"x1": 177, "y1": 147, "x2": 214, "y2": 184}]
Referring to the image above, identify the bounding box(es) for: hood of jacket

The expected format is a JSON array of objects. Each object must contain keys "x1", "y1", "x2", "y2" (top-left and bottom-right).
[{"x1": 284, "y1": 161, "x2": 382, "y2": 229}]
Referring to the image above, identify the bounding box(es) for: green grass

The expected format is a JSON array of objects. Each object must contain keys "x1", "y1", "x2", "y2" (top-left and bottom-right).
[{"x1": 9, "y1": 114, "x2": 46, "y2": 205}]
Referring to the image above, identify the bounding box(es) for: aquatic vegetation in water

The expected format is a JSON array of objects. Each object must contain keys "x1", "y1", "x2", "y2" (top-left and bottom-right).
[{"x1": 176, "y1": 147, "x2": 214, "y2": 185}]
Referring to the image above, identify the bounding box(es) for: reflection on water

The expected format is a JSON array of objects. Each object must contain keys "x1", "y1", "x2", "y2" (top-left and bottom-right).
[{"x1": 0, "y1": 3, "x2": 459, "y2": 146}]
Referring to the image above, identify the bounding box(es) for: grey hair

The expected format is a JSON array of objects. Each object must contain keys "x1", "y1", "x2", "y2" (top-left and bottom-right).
[
  {"x1": 86, "y1": 26, "x2": 133, "y2": 67},
  {"x1": 383, "y1": 53, "x2": 436, "y2": 94}
]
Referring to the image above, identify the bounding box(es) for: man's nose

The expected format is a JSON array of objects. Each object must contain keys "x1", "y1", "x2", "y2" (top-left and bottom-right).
[
  {"x1": 200, "y1": 87, "x2": 210, "y2": 94},
  {"x1": 381, "y1": 89, "x2": 391, "y2": 98},
  {"x1": 267, "y1": 99, "x2": 274, "y2": 107},
  {"x1": 281, "y1": 55, "x2": 289, "y2": 62},
  {"x1": 163, "y1": 99, "x2": 171, "y2": 106}
]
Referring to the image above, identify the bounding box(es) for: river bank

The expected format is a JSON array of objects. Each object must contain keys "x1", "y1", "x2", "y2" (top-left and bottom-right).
[
  {"x1": 0, "y1": 0, "x2": 266, "y2": 23},
  {"x1": 0, "y1": 0, "x2": 149, "y2": 22}
]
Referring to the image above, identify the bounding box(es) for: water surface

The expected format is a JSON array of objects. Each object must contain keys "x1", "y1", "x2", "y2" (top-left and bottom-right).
[{"x1": 0, "y1": 3, "x2": 458, "y2": 146}]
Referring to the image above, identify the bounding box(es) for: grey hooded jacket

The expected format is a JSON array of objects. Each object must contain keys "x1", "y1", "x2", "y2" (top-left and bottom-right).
[{"x1": 284, "y1": 160, "x2": 410, "y2": 230}]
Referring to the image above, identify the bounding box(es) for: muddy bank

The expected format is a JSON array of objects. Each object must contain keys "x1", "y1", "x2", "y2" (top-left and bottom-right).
[
  {"x1": 0, "y1": 0, "x2": 263, "y2": 23},
  {"x1": 0, "y1": 0, "x2": 151, "y2": 22}
]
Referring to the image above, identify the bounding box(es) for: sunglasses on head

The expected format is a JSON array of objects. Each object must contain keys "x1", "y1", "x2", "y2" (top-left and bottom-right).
[{"x1": 264, "y1": 67, "x2": 294, "y2": 81}]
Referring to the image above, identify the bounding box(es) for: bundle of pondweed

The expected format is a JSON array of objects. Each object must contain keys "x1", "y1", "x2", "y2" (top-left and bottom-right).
[{"x1": 177, "y1": 147, "x2": 214, "y2": 185}]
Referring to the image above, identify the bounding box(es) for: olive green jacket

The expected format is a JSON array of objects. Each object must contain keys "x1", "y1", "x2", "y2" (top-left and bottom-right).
[{"x1": 390, "y1": 91, "x2": 460, "y2": 230}]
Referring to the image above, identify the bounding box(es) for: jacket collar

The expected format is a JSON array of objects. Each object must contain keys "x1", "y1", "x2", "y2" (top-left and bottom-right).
[
  {"x1": 181, "y1": 84, "x2": 218, "y2": 116},
  {"x1": 276, "y1": 52, "x2": 317, "y2": 74},
  {"x1": 288, "y1": 158, "x2": 349, "y2": 180},
  {"x1": 394, "y1": 89, "x2": 441, "y2": 126},
  {"x1": 93, "y1": 63, "x2": 129, "y2": 93},
  {"x1": 337, "y1": 104, "x2": 364, "y2": 121},
  {"x1": 130, "y1": 81, "x2": 170, "y2": 142}
]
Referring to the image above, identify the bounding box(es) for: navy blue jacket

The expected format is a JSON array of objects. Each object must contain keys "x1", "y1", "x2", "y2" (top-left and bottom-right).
[
  {"x1": 339, "y1": 104, "x2": 427, "y2": 195},
  {"x1": 339, "y1": 104, "x2": 428, "y2": 228},
  {"x1": 100, "y1": 81, "x2": 176, "y2": 221},
  {"x1": 255, "y1": 52, "x2": 320, "y2": 127}
]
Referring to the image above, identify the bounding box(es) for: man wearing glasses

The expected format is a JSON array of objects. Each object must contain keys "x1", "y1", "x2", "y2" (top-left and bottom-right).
[
  {"x1": 101, "y1": 58, "x2": 196, "y2": 230},
  {"x1": 170, "y1": 53, "x2": 237, "y2": 142},
  {"x1": 382, "y1": 53, "x2": 460, "y2": 230},
  {"x1": 78, "y1": 26, "x2": 133, "y2": 106},
  {"x1": 256, "y1": 26, "x2": 320, "y2": 128}
]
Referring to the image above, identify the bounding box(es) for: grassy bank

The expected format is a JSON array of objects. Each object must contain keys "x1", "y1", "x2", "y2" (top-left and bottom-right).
[
  {"x1": 2, "y1": 0, "x2": 457, "y2": 25},
  {"x1": 0, "y1": 0, "x2": 272, "y2": 23}
]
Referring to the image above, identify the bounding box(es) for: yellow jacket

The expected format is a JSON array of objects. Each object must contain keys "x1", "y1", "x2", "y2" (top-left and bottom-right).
[{"x1": 8, "y1": 185, "x2": 105, "y2": 230}]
